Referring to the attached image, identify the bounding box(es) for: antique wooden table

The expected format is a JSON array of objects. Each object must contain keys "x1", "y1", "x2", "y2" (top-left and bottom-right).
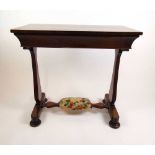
[{"x1": 11, "y1": 24, "x2": 142, "y2": 129}]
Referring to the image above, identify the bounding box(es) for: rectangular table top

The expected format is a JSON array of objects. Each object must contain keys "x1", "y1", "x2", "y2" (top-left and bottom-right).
[
  {"x1": 10, "y1": 24, "x2": 142, "y2": 50},
  {"x1": 11, "y1": 24, "x2": 142, "y2": 36}
]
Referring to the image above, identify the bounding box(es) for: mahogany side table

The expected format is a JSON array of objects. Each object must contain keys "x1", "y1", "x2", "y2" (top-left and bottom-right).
[{"x1": 11, "y1": 24, "x2": 142, "y2": 129}]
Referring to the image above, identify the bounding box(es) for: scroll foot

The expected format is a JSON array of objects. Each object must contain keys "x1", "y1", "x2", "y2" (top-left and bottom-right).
[
  {"x1": 30, "y1": 118, "x2": 41, "y2": 127},
  {"x1": 103, "y1": 94, "x2": 120, "y2": 129},
  {"x1": 109, "y1": 120, "x2": 120, "y2": 129}
]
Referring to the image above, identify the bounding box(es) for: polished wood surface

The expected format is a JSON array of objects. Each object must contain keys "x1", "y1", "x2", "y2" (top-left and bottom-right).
[
  {"x1": 109, "y1": 49, "x2": 122, "y2": 105},
  {"x1": 11, "y1": 24, "x2": 142, "y2": 35},
  {"x1": 11, "y1": 24, "x2": 143, "y2": 129},
  {"x1": 11, "y1": 24, "x2": 142, "y2": 50}
]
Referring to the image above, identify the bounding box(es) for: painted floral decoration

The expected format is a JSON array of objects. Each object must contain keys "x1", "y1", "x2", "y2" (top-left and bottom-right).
[{"x1": 59, "y1": 97, "x2": 91, "y2": 112}]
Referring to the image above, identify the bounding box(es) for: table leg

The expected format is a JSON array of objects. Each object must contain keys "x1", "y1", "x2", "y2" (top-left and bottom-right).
[
  {"x1": 103, "y1": 49, "x2": 122, "y2": 129},
  {"x1": 28, "y1": 47, "x2": 47, "y2": 127}
]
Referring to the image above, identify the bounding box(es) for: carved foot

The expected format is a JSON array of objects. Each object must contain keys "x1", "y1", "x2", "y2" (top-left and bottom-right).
[
  {"x1": 108, "y1": 104, "x2": 120, "y2": 129},
  {"x1": 103, "y1": 94, "x2": 120, "y2": 129},
  {"x1": 30, "y1": 93, "x2": 47, "y2": 127},
  {"x1": 109, "y1": 119, "x2": 120, "y2": 129},
  {"x1": 30, "y1": 103, "x2": 42, "y2": 127},
  {"x1": 30, "y1": 118, "x2": 41, "y2": 127}
]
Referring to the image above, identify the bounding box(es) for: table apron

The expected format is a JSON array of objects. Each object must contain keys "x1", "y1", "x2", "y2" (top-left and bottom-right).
[{"x1": 15, "y1": 34, "x2": 138, "y2": 50}]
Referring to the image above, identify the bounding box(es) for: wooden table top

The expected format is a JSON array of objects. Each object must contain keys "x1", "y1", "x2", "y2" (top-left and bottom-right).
[
  {"x1": 10, "y1": 24, "x2": 143, "y2": 49},
  {"x1": 11, "y1": 24, "x2": 142, "y2": 36}
]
